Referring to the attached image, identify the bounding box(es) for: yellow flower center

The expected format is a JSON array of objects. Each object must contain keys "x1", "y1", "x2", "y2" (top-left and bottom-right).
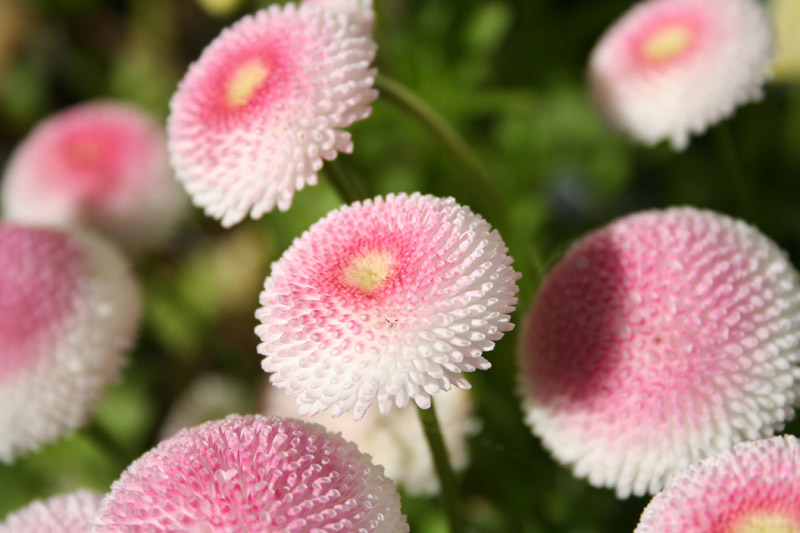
[
  {"x1": 226, "y1": 59, "x2": 270, "y2": 108},
  {"x1": 344, "y1": 250, "x2": 395, "y2": 293},
  {"x1": 733, "y1": 513, "x2": 800, "y2": 533},
  {"x1": 642, "y1": 24, "x2": 692, "y2": 62}
]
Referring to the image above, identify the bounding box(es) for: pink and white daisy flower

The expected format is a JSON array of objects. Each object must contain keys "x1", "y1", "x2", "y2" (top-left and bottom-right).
[
  {"x1": 2, "y1": 101, "x2": 188, "y2": 252},
  {"x1": 0, "y1": 223, "x2": 140, "y2": 462},
  {"x1": 635, "y1": 435, "x2": 800, "y2": 532},
  {"x1": 262, "y1": 383, "x2": 477, "y2": 495},
  {"x1": 589, "y1": 0, "x2": 774, "y2": 150},
  {"x1": 95, "y1": 415, "x2": 409, "y2": 532},
  {"x1": 168, "y1": 3, "x2": 378, "y2": 227},
  {"x1": 303, "y1": 0, "x2": 374, "y2": 33},
  {"x1": 256, "y1": 193, "x2": 521, "y2": 420},
  {"x1": 0, "y1": 490, "x2": 103, "y2": 533},
  {"x1": 518, "y1": 208, "x2": 800, "y2": 498}
]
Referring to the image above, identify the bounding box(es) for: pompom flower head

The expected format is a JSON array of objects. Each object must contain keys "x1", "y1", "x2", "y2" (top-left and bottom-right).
[
  {"x1": 262, "y1": 383, "x2": 477, "y2": 495},
  {"x1": 635, "y1": 435, "x2": 800, "y2": 532},
  {"x1": 168, "y1": 3, "x2": 378, "y2": 227},
  {"x1": 2, "y1": 101, "x2": 188, "y2": 252},
  {"x1": 518, "y1": 207, "x2": 800, "y2": 498},
  {"x1": 589, "y1": 0, "x2": 774, "y2": 150},
  {"x1": 95, "y1": 415, "x2": 409, "y2": 532},
  {"x1": 303, "y1": 0, "x2": 374, "y2": 33},
  {"x1": 256, "y1": 193, "x2": 520, "y2": 420},
  {"x1": 0, "y1": 223, "x2": 140, "y2": 462},
  {"x1": 0, "y1": 490, "x2": 103, "y2": 533}
]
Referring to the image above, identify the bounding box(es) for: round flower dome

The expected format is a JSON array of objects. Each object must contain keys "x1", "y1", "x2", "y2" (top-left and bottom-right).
[
  {"x1": 0, "y1": 223, "x2": 140, "y2": 462},
  {"x1": 262, "y1": 383, "x2": 477, "y2": 495},
  {"x1": 168, "y1": 2, "x2": 378, "y2": 227},
  {"x1": 518, "y1": 207, "x2": 800, "y2": 498},
  {"x1": 0, "y1": 490, "x2": 103, "y2": 533},
  {"x1": 1, "y1": 101, "x2": 188, "y2": 252},
  {"x1": 256, "y1": 193, "x2": 521, "y2": 420},
  {"x1": 94, "y1": 415, "x2": 409, "y2": 532},
  {"x1": 635, "y1": 435, "x2": 800, "y2": 532},
  {"x1": 303, "y1": 0, "x2": 374, "y2": 32},
  {"x1": 589, "y1": 0, "x2": 774, "y2": 150}
]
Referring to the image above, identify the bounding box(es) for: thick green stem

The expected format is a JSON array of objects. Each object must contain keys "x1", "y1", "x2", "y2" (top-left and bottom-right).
[{"x1": 417, "y1": 402, "x2": 465, "y2": 533}]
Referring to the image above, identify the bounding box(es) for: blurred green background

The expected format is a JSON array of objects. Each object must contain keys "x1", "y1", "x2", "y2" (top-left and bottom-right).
[{"x1": 0, "y1": 0, "x2": 798, "y2": 531}]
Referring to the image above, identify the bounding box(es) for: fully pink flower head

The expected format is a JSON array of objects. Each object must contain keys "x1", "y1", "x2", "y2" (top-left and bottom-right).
[
  {"x1": 256, "y1": 193, "x2": 521, "y2": 420},
  {"x1": 518, "y1": 207, "x2": 800, "y2": 498},
  {"x1": 589, "y1": 0, "x2": 774, "y2": 150},
  {"x1": 635, "y1": 435, "x2": 800, "y2": 532},
  {"x1": 0, "y1": 490, "x2": 103, "y2": 533},
  {"x1": 2, "y1": 101, "x2": 188, "y2": 252},
  {"x1": 0, "y1": 223, "x2": 140, "y2": 462},
  {"x1": 95, "y1": 415, "x2": 409, "y2": 532},
  {"x1": 168, "y1": 3, "x2": 378, "y2": 227}
]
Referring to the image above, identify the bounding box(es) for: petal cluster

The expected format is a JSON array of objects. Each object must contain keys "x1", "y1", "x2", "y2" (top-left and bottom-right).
[
  {"x1": 2, "y1": 101, "x2": 187, "y2": 251},
  {"x1": 0, "y1": 490, "x2": 103, "y2": 533},
  {"x1": 303, "y1": 0, "x2": 374, "y2": 33},
  {"x1": 262, "y1": 384, "x2": 477, "y2": 495},
  {"x1": 256, "y1": 193, "x2": 520, "y2": 420},
  {"x1": 635, "y1": 436, "x2": 800, "y2": 532},
  {"x1": 168, "y1": 3, "x2": 378, "y2": 227},
  {"x1": 0, "y1": 224, "x2": 140, "y2": 462},
  {"x1": 589, "y1": 0, "x2": 774, "y2": 150},
  {"x1": 518, "y1": 207, "x2": 800, "y2": 498},
  {"x1": 95, "y1": 415, "x2": 409, "y2": 532}
]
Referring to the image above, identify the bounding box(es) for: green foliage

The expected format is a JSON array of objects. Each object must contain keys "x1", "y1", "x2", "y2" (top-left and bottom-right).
[{"x1": 0, "y1": 0, "x2": 798, "y2": 531}]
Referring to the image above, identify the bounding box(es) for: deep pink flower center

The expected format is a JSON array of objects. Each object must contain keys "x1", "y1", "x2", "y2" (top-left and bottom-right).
[{"x1": 0, "y1": 226, "x2": 85, "y2": 381}]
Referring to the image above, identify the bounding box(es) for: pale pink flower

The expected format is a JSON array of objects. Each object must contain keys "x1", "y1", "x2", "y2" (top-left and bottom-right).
[
  {"x1": 168, "y1": 3, "x2": 378, "y2": 227},
  {"x1": 2, "y1": 101, "x2": 187, "y2": 252},
  {"x1": 256, "y1": 193, "x2": 521, "y2": 420},
  {"x1": 635, "y1": 435, "x2": 800, "y2": 532},
  {"x1": 0, "y1": 490, "x2": 103, "y2": 533},
  {"x1": 589, "y1": 0, "x2": 774, "y2": 150},
  {"x1": 518, "y1": 208, "x2": 800, "y2": 498},
  {"x1": 262, "y1": 383, "x2": 477, "y2": 495},
  {"x1": 303, "y1": 0, "x2": 374, "y2": 33},
  {"x1": 95, "y1": 415, "x2": 409, "y2": 532},
  {"x1": 0, "y1": 223, "x2": 140, "y2": 462}
]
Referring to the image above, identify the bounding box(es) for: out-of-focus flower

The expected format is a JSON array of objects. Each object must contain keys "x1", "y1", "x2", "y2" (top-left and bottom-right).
[
  {"x1": 518, "y1": 207, "x2": 800, "y2": 498},
  {"x1": 196, "y1": 0, "x2": 244, "y2": 18},
  {"x1": 159, "y1": 374, "x2": 253, "y2": 440},
  {"x1": 0, "y1": 490, "x2": 103, "y2": 533},
  {"x1": 0, "y1": 223, "x2": 140, "y2": 462},
  {"x1": 262, "y1": 383, "x2": 477, "y2": 495},
  {"x1": 95, "y1": 415, "x2": 409, "y2": 532},
  {"x1": 589, "y1": 0, "x2": 774, "y2": 150},
  {"x1": 771, "y1": 0, "x2": 800, "y2": 81},
  {"x1": 168, "y1": 3, "x2": 378, "y2": 227},
  {"x1": 2, "y1": 101, "x2": 188, "y2": 252},
  {"x1": 256, "y1": 193, "x2": 521, "y2": 420},
  {"x1": 635, "y1": 436, "x2": 800, "y2": 532}
]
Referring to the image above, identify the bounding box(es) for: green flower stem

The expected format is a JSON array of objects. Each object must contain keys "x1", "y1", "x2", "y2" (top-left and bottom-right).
[
  {"x1": 376, "y1": 75, "x2": 501, "y2": 218},
  {"x1": 376, "y1": 74, "x2": 543, "y2": 295},
  {"x1": 325, "y1": 159, "x2": 367, "y2": 203},
  {"x1": 714, "y1": 124, "x2": 753, "y2": 220},
  {"x1": 417, "y1": 401, "x2": 465, "y2": 533}
]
